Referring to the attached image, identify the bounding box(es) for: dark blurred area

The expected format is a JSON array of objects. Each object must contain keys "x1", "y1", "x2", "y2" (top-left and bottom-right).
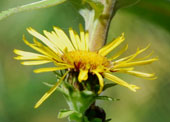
[{"x1": 0, "y1": 0, "x2": 170, "y2": 122}]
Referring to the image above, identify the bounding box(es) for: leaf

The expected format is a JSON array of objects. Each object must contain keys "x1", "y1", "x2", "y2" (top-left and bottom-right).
[
  {"x1": 62, "y1": 82, "x2": 97, "y2": 113},
  {"x1": 96, "y1": 96, "x2": 120, "y2": 101},
  {"x1": 70, "y1": 0, "x2": 104, "y2": 19},
  {"x1": 83, "y1": 116, "x2": 90, "y2": 122},
  {"x1": 58, "y1": 109, "x2": 75, "y2": 118},
  {"x1": 0, "y1": 0, "x2": 66, "y2": 21},
  {"x1": 79, "y1": 8, "x2": 95, "y2": 30},
  {"x1": 42, "y1": 82, "x2": 67, "y2": 94},
  {"x1": 43, "y1": 82, "x2": 54, "y2": 87},
  {"x1": 78, "y1": 0, "x2": 104, "y2": 38},
  {"x1": 91, "y1": 118, "x2": 102, "y2": 122},
  {"x1": 103, "y1": 83, "x2": 117, "y2": 91},
  {"x1": 84, "y1": 0, "x2": 104, "y2": 18},
  {"x1": 105, "y1": 119, "x2": 112, "y2": 122},
  {"x1": 115, "y1": 0, "x2": 140, "y2": 10},
  {"x1": 69, "y1": 112, "x2": 83, "y2": 121}
]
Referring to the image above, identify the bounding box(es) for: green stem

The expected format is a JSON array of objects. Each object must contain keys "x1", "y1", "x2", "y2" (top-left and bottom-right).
[{"x1": 89, "y1": 0, "x2": 116, "y2": 51}]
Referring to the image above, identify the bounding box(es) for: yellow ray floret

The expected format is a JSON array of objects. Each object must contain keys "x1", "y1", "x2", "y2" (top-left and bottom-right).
[
  {"x1": 93, "y1": 71, "x2": 104, "y2": 94},
  {"x1": 99, "y1": 33, "x2": 125, "y2": 56},
  {"x1": 21, "y1": 60, "x2": 51, "y2": 65},
  {"x1": 34, "y1": 66, "x2": 71, "y2": 73},
  {"x1": 34, "y1": 71, "x2": 69, "y2": 108},
  {"x1": 78, "y1": 69, "x2": 88, "y2": 82},
  {"x1": 103, "y1": 73, "x2": 140, "y2": 92},
  {"x1": 109, "y1": 44, "x2": 128, "y2": 61},
  {"x1": 14, "y1": 25, "x2": 158, "y2": 108}
]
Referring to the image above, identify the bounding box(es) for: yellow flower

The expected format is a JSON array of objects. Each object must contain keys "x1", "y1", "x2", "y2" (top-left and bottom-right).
[{"x1": 14, "y1": 25, "x2": 158, "y2": 108}]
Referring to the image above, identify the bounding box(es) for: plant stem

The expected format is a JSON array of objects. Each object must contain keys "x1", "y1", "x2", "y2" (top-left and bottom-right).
[{"x1": 89, "y1": 0, "x2": 117, "y2": 51}]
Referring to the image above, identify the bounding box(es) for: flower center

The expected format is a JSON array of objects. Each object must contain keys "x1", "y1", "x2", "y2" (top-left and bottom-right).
[{"x1": 62, "y1": 51, "x2": 112, "y2": 71}]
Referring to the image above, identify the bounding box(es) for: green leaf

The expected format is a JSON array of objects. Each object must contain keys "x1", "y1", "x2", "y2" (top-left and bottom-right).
[
  {"x1": 77, "y1": 0, "x2": 104, "y2": 39},
  {"x1": 105, "y1": 119, "x2": 112, "y2": 122},
  {"x1": 43, "y1": 82, "x2": 54, "y2": 87},
  {"x1": 91, "y1": 118, "x2": 102, "y2": 122},
  {"x1": 69, "y1": 112, "x2": 83, "y2": 121},
  {"x1": 62, "y1": 82, "x2": 97, "y2": 113},
  {"x1": 84, "y1": 0, "x2": 104, "y2": 18},
  {"x1": 58, "y1": 109, "x2": 75, "y2": 118},
  {"x1": 96, "y1": 96, "x2": 120, "y2": 101},
  {"x1": 43, "y1": 82, "x2": 65, "y2": 94},
  {"x1": 70, "y1": 0, "x2": 104, "y2": 19},
  {"x1": 115, "y1": 0, "x2": 140, "y2": 10},
  {"x1": 103, "y1": 83, "x2": 117, "y2": 91},
  {"x1": 0, "y1": 0, "x2": 66, "y2": 21},
  {"x1": 83, "y1": 116, "x2": 90, "y2": 122}
]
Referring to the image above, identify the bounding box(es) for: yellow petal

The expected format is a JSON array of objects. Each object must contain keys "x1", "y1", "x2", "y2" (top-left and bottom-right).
[
  {"x1": 79, "y1": 24, "x2": 86, "y2": 50},
  {"x1": 14, "y1": 49, "x2": 42, "y2": 57},
  {"x1": 124, "y1": 44, "x2": 151, "y2": 63},
  {"x1": 93, "y1": 71, "x2": 104, "y2": 94},
  {"x1": 69, "y1": 28, "x2": 79, "y2": 50},
  {"x1": 43, "y1": 30, "x2": 64, "y2": 51},
  {"x1": 14, "y1": 55, "x2": 47, "y2": 60},
  {"x1": 115, "y1": 44, "x2": 150, "y2": 64},
  {"x1": 114, "y1": 55, "x2": 131, "y2": 63},
  {"x1": 78, "y1": 69, "x2": 88, "y2": 82},
  {"x1": 115, "y1": 57, "x2": 158, "y2": 68},
  {"x1": 119, "y1": 70, "x2": 156, "y2": 80},
  {"x1": 75, "y1": 31, "x2": 84, "y2": 50},
  {"x1": 27, "y1": 27, "x2": 59, "y2": 54},
  {"x1": 133, "y1": 51, "x2": 154, "y2": 61},
  {"x1": 14, "y1": 49, "x2": 49, "y2": 60},
  {"x1": 23, "y1": 37, "x2": 62, "y2": 62},
  {"x1": 109, "y1": 44, "x2": 128, "y2": 60},
  {"x1": 99, "y1": 33, "x2": 125, "y2": 56},
  {"x1": 113, "y1": 67, "x2": 134, "y2": 72},
  {"x1": 34, "y1": 66, "x2": 69, "y2": 73},
  {"x1": 34, "y1": 71, "x2": 69, "y2": 108},
  {"x1": 85, "y1": 32, "x2": 89, "y2": 51},
  {"x1": 21, "y1": 60, "x2": 51, "y2": 65},
  {"x1": 54, "y1": 62, "x2": 73, "y2": 67},
  {"x1": 53, "y1": 27, "x2": 75, "y2": 51},
  {"x1": 104, "y1": 73, "x2": 140, "y2": 92}
]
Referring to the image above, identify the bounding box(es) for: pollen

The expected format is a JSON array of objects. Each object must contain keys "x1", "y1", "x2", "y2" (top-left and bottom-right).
[{"x1": 61, "y1": 51, "x2": 112, "y2": 71}]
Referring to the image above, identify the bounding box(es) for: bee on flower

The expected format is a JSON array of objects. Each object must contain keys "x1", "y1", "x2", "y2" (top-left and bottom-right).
[{"x1": 14, "y1": 25, "x2": 158, "y2": 108}]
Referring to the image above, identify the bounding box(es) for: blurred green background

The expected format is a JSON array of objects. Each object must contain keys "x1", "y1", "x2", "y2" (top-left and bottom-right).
[{"x1": 0, "y1": 0, "x2": 170, "y2": 122}]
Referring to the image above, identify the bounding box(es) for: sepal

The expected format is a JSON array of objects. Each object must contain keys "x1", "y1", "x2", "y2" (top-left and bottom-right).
[
  {"x1": 103, "y1": 83, "x2": 117, "y2": 91},
  {"x1": 58, "y1": 109, "x2": 76, "y2": 119},
  {"x1": 62, "y1": 82, "x2": 97, "y2": 113},
  {"x1": 96, "y1": 96, "x2": 120, "y2": 101}
]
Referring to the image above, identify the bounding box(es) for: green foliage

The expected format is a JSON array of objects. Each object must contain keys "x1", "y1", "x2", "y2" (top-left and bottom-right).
[
  {"x1": 62, "y1": 82, "x2": 96, "y2": 113},
  {"x1": 115, "y1": 0, "x2": 140, "y2": 10},
  {"x1": 103, "y1": 83, "x2": 117, "y2": 91},
  {"x1": 91, "y1": 118, "x2": 102, "y2": 122},
  {"x1": 0, "y1": 0, "x2": 141, "y2": 22},
  {"x1": 69, "y1": 0, "x2": 104, "y2": 17},
  {"x1": 105, "y1": 119, "x2": 112, "y2": 122},
  {"x1": 0, "y1": 0, "x2": 66, "y2": 21},
  {"x1": 58, "y1": 109, "x2": 76, "y2": 118},
  {"x1": 56, "y1": 82, "x2": 96, "y2": 121},
  {"x1": 0, "y1": 0, "x2": 104, "y2": 22},
  {"x1": 83, "y1": 0, "x2": 104, "y2": 18},
  {"x1": 124, "y1": 0, "x2": 170, "y2": 31},
  {"x1": 69, "y1": 0, "x2": 104, "y2": 32},
  {"x1": 96, "y1": 96, "x2": 120, "y2": 101}
]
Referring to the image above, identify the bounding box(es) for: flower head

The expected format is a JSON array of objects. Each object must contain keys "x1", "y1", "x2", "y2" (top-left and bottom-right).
[{"x1": 14, "y1": 25, "x2": 158, "y2": 108}]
